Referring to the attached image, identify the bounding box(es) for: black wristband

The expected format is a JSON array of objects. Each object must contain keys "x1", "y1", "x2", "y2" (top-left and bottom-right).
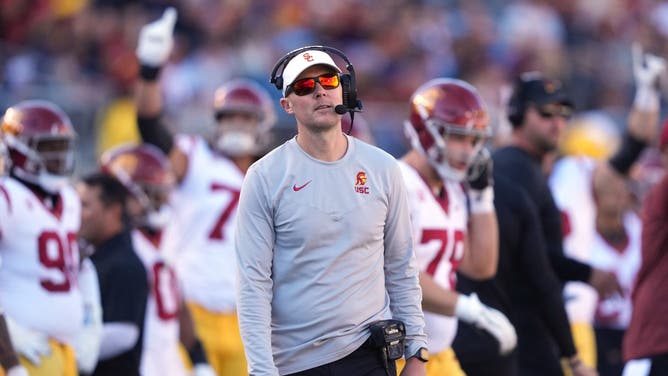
[
  {"x1": 187, "y1": 339, "x2": 208, "y2": 365},
  {"x1": 608, "y1": 132, "x2": 646, "y2": 175},
  {"x1": 140, "y1": 65, "x2": 162, "y2": 81}
]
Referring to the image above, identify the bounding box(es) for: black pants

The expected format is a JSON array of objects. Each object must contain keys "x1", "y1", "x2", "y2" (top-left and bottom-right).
[
  {"x1": 595, "y1": 327, "x2": 624, "y2": 376},
  {"x1": 453, "y1": 321, "x2": 518, "y2": 376},
  {"x1": 458, "y1": 352, "x2": 518, "y2": 376},
  {"x1": 515, "y1": 309, "x2": 563, "y2": 376},
  {"x1": 649, "y1": 353, "x2": 668, "y2": 376},
  {"x1": 286, "y1": 338, "x2": 395, "y2": 376}
]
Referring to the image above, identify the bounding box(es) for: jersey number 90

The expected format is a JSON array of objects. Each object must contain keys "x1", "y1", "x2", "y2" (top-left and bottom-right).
[{"x1": 38, "y1": 231, "x2": 78, "y2": 292}]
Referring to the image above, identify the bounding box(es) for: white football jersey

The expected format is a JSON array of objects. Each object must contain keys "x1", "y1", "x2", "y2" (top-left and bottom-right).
[
  {"x1": 0, "y1": 176, "x2": 83, "y2": 343},
  {"x1": 132, "y1": 229, "x2": 186, "y2": 376},
  {"x1": 549, "y1": 156, "x2": 598, "y2": 324},
  {"x1": 398, "y1": 161, "x2": 468, "y2": 353},
  {"x1": 590, "y1": 212, "x2": 641, "y2": 329},
  {"x1": 162, "y1": 135, "x2": 243, "y2": 312}
]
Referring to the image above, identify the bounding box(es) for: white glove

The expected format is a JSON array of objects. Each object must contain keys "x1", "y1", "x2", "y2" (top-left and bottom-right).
[
  {"x1": 191, "y1": 364, "x2": 217, "y2": 376},
  {"x1": 136, "y1": 7, "x2": 177, "y2": 67},
  {"x1": 74, "y1": 258, "x2": 103, "y2": 374},
  {"x1": 6, "y1": 365, "x2": 30, "y2": 376},
  {"x1": 455, "y1": 293, "x2": 517, "y2": 355},
  {"x1": 5, "y1": 316, "x2": 51, "y2": 365},
  {"x1": 632, "y1": 43, "x2": 666, "y2": 111}
]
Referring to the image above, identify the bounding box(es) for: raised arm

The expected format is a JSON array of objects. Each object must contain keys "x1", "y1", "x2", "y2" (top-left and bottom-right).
[
  {"x1": 608, "y1": 44, "x2": 666, "y2": 175},
  {"x1": 134, "y1": 7, "x2": 188, "y2": 182}
]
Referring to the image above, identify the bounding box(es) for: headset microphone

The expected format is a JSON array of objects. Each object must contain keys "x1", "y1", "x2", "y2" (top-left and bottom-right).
[
  {"x1": 335, "y1": 105, "x2": 362, "y2": 115},
  {"x1": 334, "y1": 105, "x2": 348, "y2": 115}
]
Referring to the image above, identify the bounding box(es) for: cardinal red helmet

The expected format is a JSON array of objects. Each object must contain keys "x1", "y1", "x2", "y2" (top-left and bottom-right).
[
  {"x1": 1, "y1": 100, "x2": 76, "y2": 192},
  {"x1": 211, "y1": 79, "x2": 276, "y2": 156},
  {"x1": 405, "y1": 78, "x2": 490, "y2": 181},
  {"x1": 100, "y1": 143, "x2": 175, "y2": 229}
]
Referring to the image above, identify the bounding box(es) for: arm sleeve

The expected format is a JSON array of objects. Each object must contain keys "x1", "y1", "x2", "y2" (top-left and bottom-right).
[
  {"x1": 137, "y1": 115, "x2": 174, "y2": 155},
  {"x1": 234, "y1": 166, "x2": 279, "y2": 376},
  {"x1": 383, "y1": 162, "x2": 428, "y2": 356},
  {"x1": 98, "y1": 322, "x2": 140, "y2": 360},
  {"x1": 515, "y1": 187, "x2": 577, "y2": 357},
  {"x1": 608, "y1": 132, "x2": 646, "y2": 176}
]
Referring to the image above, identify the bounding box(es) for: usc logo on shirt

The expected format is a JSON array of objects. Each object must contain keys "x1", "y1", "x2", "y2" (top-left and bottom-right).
[{"x1": 355, "y1": 171, "x2": 369, "y2": 194}]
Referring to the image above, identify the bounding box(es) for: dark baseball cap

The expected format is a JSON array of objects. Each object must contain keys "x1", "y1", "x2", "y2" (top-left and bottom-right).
[{"x1": 507, "y1": 71, "x2": 573, "y2": 126}]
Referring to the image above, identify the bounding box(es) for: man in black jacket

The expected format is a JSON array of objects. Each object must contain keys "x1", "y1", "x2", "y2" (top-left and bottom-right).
[
  {"x1": 78, "y1": 173, "x2": 149, "y2": 376},
  {"x1": 453, "y1": 175, "x2": 583, "y2": 375}
]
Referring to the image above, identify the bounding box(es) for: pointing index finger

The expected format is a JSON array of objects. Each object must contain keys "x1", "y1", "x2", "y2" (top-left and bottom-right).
[{"x1": 161, "y1": 7, "x2": 177, "y2": 29}]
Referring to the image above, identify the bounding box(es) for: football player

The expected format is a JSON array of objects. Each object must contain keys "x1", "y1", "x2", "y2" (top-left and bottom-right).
[
  {"x1": 548, "y1": 45, "x2": 666, "y2": 373},
  {"x1": 0, "y1": 136, "x2": 29, "y2": 376},
  {"x1": 0, "y1": 100, "x2": 83, "y2": 376},
  {"x1": 590, "y1": 168, "x2": 641, "y2": 376},
  {"x1": 133, "y1": 8, "x2": 276, "y2": 375},
  {"x1": 100, "y1": 143, "x2": 215, "y2": 376},
  {"x1": 397, "y1": 78, "x2": 516, "y2": 375}
]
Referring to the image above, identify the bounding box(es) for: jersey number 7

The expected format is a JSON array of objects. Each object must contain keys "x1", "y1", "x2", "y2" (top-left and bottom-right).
[{"x1": 208, "y1": 183, "x2": 241, "y2": 241}]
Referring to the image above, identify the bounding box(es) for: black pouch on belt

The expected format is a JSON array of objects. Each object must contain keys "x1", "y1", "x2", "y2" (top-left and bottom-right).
[{"x1": 368, "y1": 319, "x2": 406, "y2": 361}]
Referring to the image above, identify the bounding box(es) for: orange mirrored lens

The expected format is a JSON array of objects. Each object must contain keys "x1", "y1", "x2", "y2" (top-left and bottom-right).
[
  {"x1": 293, "y1": 78, "x2": 316, "y2": 93},
  {"x1": 290, "y1": 74, "x2": 340, "y2": 96},
  {"x1": 318, "y1": 74, "x2": 339, "y2": 88}
]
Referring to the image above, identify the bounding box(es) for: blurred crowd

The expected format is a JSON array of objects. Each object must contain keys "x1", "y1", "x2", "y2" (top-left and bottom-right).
[{"x1": 2, "y1": 0, "x2": 668, "y2": 173}]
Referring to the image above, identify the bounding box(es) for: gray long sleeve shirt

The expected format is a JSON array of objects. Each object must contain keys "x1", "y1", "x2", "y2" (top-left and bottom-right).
[{"x1": 235, "y1": 135, "x2": 427, "y2": 375}]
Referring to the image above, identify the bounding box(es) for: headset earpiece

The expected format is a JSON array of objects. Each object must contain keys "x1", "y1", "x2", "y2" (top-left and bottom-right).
[
  {"x1": 507, "y1": 76, "x2": 527, "y2": 127},
  {"x1": 340, "y1": 74, "x2": 353, "y2": 110},
  {"x1": 273, "y1": 76, "x2": 283, "y2": 91},
  {"x1": 270, "y1": 53, "x2": 289, "y2": 91}
]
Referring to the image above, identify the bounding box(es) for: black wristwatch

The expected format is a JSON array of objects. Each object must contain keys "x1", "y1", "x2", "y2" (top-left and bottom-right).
[{"x1": 409, "y1": 347, "x2": 429, "y2": 363}]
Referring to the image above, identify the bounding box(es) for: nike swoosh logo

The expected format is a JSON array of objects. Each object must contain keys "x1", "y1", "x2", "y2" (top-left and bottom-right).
[{"x1": 293, "y1": 180, "x2": 312, "y2": 191}]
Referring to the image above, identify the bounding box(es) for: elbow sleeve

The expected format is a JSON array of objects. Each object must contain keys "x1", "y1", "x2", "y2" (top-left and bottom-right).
[{"x1": 608, "y1": 132, "x2": 646, "y2": 175}]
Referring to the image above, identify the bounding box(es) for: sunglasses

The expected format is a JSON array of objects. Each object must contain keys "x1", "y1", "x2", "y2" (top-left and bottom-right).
[
  {"x1": 536, "y1": 103, "x2": 573, "y2": 119},
  {"x1": 286, "y1": 73, "x2": 340, "y2": 96}
]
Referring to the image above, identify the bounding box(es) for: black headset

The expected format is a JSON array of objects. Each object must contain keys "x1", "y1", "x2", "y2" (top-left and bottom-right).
[{"x1": 270, "y1": 45, "x2": 363, "y2": 116}]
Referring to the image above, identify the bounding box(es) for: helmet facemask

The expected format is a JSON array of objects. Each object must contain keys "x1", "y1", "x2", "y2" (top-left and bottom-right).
[
  {"x1": 6, "y1": 133, "x2": 76, "y2": 193},
  {"x1": 210, "y1": 79, "x2": 276, "y2": 157},
  {"x1": 128, "y1": 182, "x2": 173, "y2": 230},
  {"x1": 100, "y1": 143, "x2": 174, "y2": 230},
  {"x1": 211, "y1": 112, "x2": 262, "y2": 157},
  {"x1": 407, "y1": 118, "x2": 487, "y2": 182}
]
